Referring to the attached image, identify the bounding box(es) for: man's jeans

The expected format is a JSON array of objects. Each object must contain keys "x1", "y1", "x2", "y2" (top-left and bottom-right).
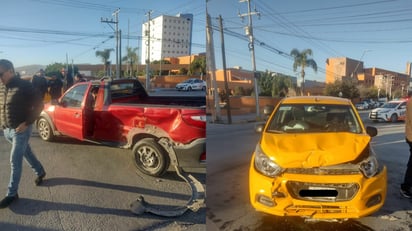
[
  {"x1": 404, "y1": 138, "x2": 412, "y2": 188},
  {"x1": 3, "y1": 125, "x2": 45, "y2": 197}
]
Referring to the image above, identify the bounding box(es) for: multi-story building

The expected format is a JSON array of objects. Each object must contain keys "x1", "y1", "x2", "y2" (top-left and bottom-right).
[
  {"x1": 325, "y1": 57, "x2": 363, "y2": 83},
  {"x1": 141, "y1": 13, "x2": 193, "y2": 64},
  {"x1": 363, "y1": 67, "x2": 409, "y2": 98},
  {"x1": 326, "y1": 57, "x2": 411, "y2": 97}
]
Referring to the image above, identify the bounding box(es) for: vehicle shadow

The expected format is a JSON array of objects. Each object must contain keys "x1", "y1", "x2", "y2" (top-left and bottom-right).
[
  {"x1": 0, "y1": 222, "x2": 55, "y2": 231},
  {"x1": 8, "y1": 196, "x2": 206, "y2": 221},
  {"x1": 9, "y1": 197, "x2": 136, "y2": 217},
  {"x1": 31, "y1": 133, "x2": 100, "y2": 146},
  {"x1": 254, "y1": 215, "x2": 375, "y2": 231},
  {"x1": 9, "y1": 176, "x2": 206, "y2": 221}
]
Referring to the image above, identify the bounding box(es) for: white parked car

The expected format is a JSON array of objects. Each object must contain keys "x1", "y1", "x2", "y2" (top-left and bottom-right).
[
  {"x1": 176, "y1": 78, "x2": 206, "y2": 91},
  {"x1": 369, "y1": 99, "x2": 407, "y2": 122},
  {"x1": 355, "y1": 101, "x2": 370, "y2": 110}
]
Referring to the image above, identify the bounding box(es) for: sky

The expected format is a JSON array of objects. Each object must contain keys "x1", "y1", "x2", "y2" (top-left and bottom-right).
[
  {"x1": 207, "y1": 0, "x2": 412, "y2": 82},
  {"x1": 0, "y1": 0, "x2": 205, "y2": 68}
]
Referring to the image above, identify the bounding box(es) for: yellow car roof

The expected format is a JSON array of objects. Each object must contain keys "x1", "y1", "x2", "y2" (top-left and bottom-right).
[{"x1": 280, "y1": 96, "x2": 352, "y2": 105}]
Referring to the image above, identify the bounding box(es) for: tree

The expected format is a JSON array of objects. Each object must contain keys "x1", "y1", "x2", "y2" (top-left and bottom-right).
[
  {"x1": 151, "y1": 60, "x2": 171, "y2": 64},
  {"x1": 121, "y1": 47, "x2": 138, "y2": 77},
  {"x1": 45, "y1": 63, "x2": 65, "y2": 75},
  {"x1": 95, "y1": 48, "x2": 114, "y2": 76},
  {"x1": 359, "y1": 86, "x2": 378, "y2": 99},
  {"x1": 257, "y1": 70, "x2": 291, "y2": 97},
  {"x1": 324, "y1": 79, "x2": 360, "y2": 99},
  {"x1": 190, "y1": 56, "x2": 206, "y2": 76},
  {"x1": 257, "y1": 71, "x2": 275, "y2": 96},
  {"x1": 45, "y1": 63, "x2": 78, "y2": 80},
  {"x1": 290, "y1": 48, "x2": 318, "y2": 96},
  {"x1": 179, "y1": 67, "x2": 188, "y2": 75}
]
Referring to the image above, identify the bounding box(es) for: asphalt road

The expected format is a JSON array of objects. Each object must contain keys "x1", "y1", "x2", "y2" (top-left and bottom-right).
[{"x1": 0, "y1": 131, "x2": 206, "y2": 230}]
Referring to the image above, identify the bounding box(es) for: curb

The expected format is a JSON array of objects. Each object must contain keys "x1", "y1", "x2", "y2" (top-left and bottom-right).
[{"x1": 207, "y1": 116, "x2": 260, "y2": 124}]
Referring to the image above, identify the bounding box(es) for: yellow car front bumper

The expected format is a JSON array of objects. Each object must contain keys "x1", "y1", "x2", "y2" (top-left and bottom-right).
[{"x1": 249, "y1": 157, "x2": 387, "y2": 220}]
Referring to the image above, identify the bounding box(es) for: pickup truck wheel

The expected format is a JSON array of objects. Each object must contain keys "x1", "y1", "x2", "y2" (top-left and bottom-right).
[
  {"x1": 37, "y1": 117, "x2": 55, "y2": 141},
  {"x1": 133, "y1": 138, "x2": 170, "y2": 176},
  {"x1": 390, "y1": 114, "x2": 398, "y2": 122}
]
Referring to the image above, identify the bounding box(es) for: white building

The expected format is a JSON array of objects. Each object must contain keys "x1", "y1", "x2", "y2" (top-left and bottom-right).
[{"x1": 141, "y1": 13, "x2": 193, "y2": 64}]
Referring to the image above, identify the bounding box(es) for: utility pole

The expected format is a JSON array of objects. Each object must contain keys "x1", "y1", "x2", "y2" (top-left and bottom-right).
[
  {"x1": 239, "y1": 0, "x2": 261, "y2": 119},
  {"x1": 127, "y1": 19, "x2": 130, "y2": 76},
  {"x1": 218, "y1": 15, "x2": 232, "y2": 124},
  {"x1": 206, "y1": 9, "x2": 221, "y2": 122},
  {"x1": 101, "y1": 8, "x2": 120, "y2": 79},
  {"x1": 145, "y1": 10, "x2": 153, "y2": 90},
  {"x1": 119, "y1": 29, "x2": 122, "y2": 77}
]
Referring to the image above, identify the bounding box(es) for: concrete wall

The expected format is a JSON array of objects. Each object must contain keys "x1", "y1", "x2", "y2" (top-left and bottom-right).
[{"x1": 207, "y1": 96, "x2": 281, "y2": 115}]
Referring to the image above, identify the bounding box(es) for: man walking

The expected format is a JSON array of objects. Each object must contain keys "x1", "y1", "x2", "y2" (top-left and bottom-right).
[
  {"x1": 31, "y1": 69, "x2": 48, "y2": 101},
  {"x1": 402, "y1": 92, "x2": 412, "y2": 198},
  {"x1": 0, "y1": 59, "x2": 46, "y2": 208}
]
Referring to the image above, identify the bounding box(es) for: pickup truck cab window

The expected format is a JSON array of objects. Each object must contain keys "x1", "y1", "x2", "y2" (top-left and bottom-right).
[{"x1": 61, "y1": 84, "x2": 88, "y2": 108}]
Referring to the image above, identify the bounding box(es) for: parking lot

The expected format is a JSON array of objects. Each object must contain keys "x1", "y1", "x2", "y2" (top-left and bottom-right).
[{"x1": 0, "y1": 132, "x2": 206, "y2": 230}]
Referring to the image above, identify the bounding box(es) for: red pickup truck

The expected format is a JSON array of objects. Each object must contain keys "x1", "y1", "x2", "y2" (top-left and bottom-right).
[{"x1": 36, "y1": 78, "x2": 206, "y2": 177}]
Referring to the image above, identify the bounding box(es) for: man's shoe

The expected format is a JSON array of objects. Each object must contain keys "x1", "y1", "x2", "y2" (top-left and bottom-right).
[
  {"x1": 400, "y1": 187, "x2": 412, "y2": 199},
  {"x1": 35, "y1": 172, "x2": 46, "y2": 186},
  {"x1": 0, "y1": 194, "x2": 18, "y2": 209}
]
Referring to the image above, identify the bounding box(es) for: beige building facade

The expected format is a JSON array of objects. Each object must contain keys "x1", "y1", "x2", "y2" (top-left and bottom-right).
[{"x1": 326, "y1": 57, "x2": 411, "y2": 97}]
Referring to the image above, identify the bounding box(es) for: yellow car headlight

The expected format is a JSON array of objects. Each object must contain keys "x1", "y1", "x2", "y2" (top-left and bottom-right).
[
  {"x1": 254, "y1": 144, "x2": 283, "y2": 177},
  {"x1": 359, "y1": 155, "x2": 379, "y2": 178}
]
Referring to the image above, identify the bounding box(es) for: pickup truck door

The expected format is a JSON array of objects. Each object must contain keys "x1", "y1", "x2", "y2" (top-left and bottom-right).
[{"x1": 53, "y1": 84, "x2": 89, "y2": 140}]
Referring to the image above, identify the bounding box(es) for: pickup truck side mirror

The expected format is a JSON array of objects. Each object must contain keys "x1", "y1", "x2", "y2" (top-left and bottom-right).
[
  {"x1": 366, "y1": 126, "x2": 378, "y2": 137},
  {"x1": 59, "y1": 100, "x2": 68, "y2": 108}
]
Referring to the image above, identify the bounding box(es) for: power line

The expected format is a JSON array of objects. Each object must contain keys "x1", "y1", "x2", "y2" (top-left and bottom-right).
[{"x1": 279, "y1": 0, "x2": 396, "y2": 14}]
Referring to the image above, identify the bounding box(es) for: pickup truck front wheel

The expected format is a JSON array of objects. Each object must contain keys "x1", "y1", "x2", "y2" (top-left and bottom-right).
[
  {"x1": 133, "y1": 138, "x2": 170, "y2": 176},
  {"x1": 37, "y1": 117, "x2": 55, "y2": 141}
]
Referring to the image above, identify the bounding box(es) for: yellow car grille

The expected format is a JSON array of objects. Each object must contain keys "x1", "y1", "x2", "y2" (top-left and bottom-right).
[{"x1": 286, "y1": 181, "x2": 360, "y2": 202}]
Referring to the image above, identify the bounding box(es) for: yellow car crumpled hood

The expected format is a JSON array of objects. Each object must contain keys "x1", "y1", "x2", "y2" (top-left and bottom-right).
[{"x1": 260, "y1": 132, "x2": 371, "y2": 168}]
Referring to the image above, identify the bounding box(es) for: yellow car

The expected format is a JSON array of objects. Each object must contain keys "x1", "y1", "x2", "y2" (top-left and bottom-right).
[{"x1": 249, "y1": 96, "x2": 387, "y2": 220}]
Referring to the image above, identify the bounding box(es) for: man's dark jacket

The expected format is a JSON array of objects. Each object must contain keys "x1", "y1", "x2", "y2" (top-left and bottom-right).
[
  {"x1": 31, "y1": 75, "x2": 48, "y2": 99},
  {"x1": 0, "y1": 76, "x2": 44, "y2": 129}
]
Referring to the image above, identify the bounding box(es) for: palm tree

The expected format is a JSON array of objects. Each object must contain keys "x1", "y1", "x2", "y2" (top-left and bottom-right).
[
  {"x1": 290, "y1": 48, "x2": 317, "y2": 96},
  {"x1": 122, "y1": 47, "x2": 138, "y2": 77},
  {"x1": 95, "y1": 48, "x2": 114, "y2": 76}
]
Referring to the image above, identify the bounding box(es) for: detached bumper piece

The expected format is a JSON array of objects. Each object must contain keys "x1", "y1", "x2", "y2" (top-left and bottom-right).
[{"x1": 130, "y1": 166, "x2": 205, "y2": 217}]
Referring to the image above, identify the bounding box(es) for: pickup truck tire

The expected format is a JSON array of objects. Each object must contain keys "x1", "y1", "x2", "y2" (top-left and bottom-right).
[
  {"x1": 133, "y1": 138, "x2": 170, "y2": 176},
  {"x1": 37, "y1": 117, "x2": 55, "y2": 141},
  {"x1": 390, "y1": 114, "x2": 398, "y2": 122}
]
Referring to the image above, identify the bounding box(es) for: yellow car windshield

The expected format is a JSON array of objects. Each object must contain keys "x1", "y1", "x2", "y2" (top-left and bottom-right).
[{"x1": 266, "y1": 104, "x2": 362, "y2": 134}]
